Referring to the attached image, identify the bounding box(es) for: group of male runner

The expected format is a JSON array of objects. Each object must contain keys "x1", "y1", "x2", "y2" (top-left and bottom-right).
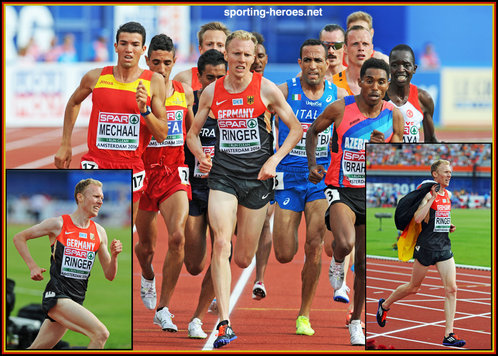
[{"x1": 39, "y1": 9, "x2": 447, "y2": 349}]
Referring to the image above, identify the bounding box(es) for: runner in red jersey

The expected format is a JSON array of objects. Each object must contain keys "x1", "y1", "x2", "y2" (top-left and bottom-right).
[
  {"x1": 306, "y1": 58, "x2": 403, "y2": 346},
  {"x1": 187, "y1": 30, "x2": 302, "y2": 348},
  {"x1": 173, "y1": 22, "x2": 230, "y2": 91},
  {"x1": 376, "y1": 160, "x2": 465, "y2": 348},
  {"x1": 386, "y1": 44, "x2": 437, "y2": 143},
  {"x1": 13, "y1": 178, "x2": 122, "y2": 349},
  {"x1": 54, "y1": 22, "x2": 168, "y2": 223},
  {"x1": 134, "y1": 35, "x2": 194, "y2": 334}
]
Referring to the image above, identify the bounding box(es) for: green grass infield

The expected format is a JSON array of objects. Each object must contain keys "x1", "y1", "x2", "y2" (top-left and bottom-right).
[
  {"x1": 367, "y1": 207, "x2": 492, "y2": 268},
  {"x1": 5, "y1": 225, "x2": 132, "y2": 350}
]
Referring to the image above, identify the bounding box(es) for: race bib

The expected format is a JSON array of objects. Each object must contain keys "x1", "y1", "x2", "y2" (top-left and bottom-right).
[
  {"x1": 290, "y1": 123, "x2": 330, "y2": 158},
  {"x1": 148, "y1": 109, "x2": 184, "y2": 147},
  {"x1": 341, "y1": 150, "x2": 365, "y2": 186},
  {"x1": 434, "y1": 210, "x2": 451, "y2": 232},
  {"x1": 178, "y1": 166, "x2": 189, "y2": 185},
  {"x1": 219, "y1": 118, "x2": 261, "y2": 154},
  {"x1": 132, "y1": 170, "x2": 146, "y2": 192},
  {"x1": 81, "y1": 160, "x2": 98, "y2": 169},
  {"x1": 96, "y1": 112, "x2": 140, "y2": 151},
  {"x1": 324, "y1": 187, "x2": 340, "y2": 206}
]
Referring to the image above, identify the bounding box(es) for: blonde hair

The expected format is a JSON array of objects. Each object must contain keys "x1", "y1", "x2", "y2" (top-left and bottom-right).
[
  {"x1": 74, "y1": 178, "x2": 103, "y2": 203},
  {"x1": 225, "y1": 30, "x2": 257, "y2": 52},
  {"x1": 198, "y1": 22, "x2": 230, "y2": 46},
  {"x1": 431, "y1": 160, "x2": 451, "y2": 177},
  {"x1": 347, "y1": 11, "x2": 373, "y2": 30}
]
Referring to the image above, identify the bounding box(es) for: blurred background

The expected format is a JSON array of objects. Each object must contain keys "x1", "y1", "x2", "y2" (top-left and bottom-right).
[{"x1": 4, "y1": 4, "x2": 494, "y2": 131}]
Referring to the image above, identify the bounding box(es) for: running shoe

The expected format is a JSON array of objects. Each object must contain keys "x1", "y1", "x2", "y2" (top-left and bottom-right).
[
  {"x1": 442, "y1": 333, "x2": 466, "y2": 347},
  {"x1": 349, "y1": 319, "x2": 365, "y2": 346},
  {"x1": 296, "y1": 315, "x2": 315, "y2": 336},
  {"x1": 252, "y1": 281, "x2": 267, "y2": 300},
  {"x1": 188, "y1": 317, "x2": 207, "y2": 339},
  {"x1": 328, "y1": 257, "x2": 345, "y2": 290},
  {"x1": 153, "y1": 307, "x2": 178, "y2": 332},
  {"x1": 345, "y1": 310, "x2": 365, "y2": 329},
  {"x1": 333, "y1": 283, "x2": 350, "y2": 303},
  {"x1": 213, "y1": 320, "x2": 237, "y2": 348},
  {"x1": 140, "y1": 275, "x2": 157, "y2": 310},
  {"x1": 208, "y1": 298, "x2": 218, "y2": 314},
  {"x1": 376, "y1": 298, "x2": 388, "y2": 327}
]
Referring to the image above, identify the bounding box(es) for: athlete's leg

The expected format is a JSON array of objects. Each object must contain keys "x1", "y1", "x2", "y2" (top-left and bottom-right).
[
  {"x1": 351, "y1": 225, "x2": 365, "y2": 321},
  {"x1": 233, "y1": 203, "x2": 269, "y2": 268},
  {"x1": 39, "y1": 299, "x2": 108, "y2": 349},
  {"x1": 328, "y1": 203, "x2": 356, "y2": 263},
  {"x1": 28, "y1": 319, "x2": 67, "y2": 349},
  {"x1": 382, "y1": 259, "x2": 430, "y2": 309},
  {"x1": 272, "y1": 203, "x2": 302, "y2": 263},
  {"x1": 435, "y1": 257, "x2": 457, "y2": 337},
  {"x1": 132, "y1": 200, "x2": 140, "y2": 226},
  {"x1": 157, "y1": 190, "x2": 188, "y2": 309},
  {"x1": 254, "y1": 203, "x2": 274, "y2": 284},
  {"x1": 208, "y1": 189, "x2": 238, "y2": 323},
  {"x1": 184, "y1": 214, "x2": 208, "y2": 276},
  {"x1": 135, "y1": 209, "x2": 158, "y2": 280},
  {"x1": 298, "y1": 199, "x2": 328, "y2": 317}
]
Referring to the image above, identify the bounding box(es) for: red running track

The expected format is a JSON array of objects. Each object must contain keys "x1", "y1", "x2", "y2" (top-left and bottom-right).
[
  {"x1": 366, "y1": 256, "x2": 492, "y2": 350},
  {"x1": 132, "y1": 218, "x2": 363, "y2": 351}
]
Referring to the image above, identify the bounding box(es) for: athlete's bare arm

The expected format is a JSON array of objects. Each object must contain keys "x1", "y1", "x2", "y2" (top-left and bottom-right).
[
  {"x1": 137, "y1": 72, "x2": 168, "y2": 142},
  {"x1": 418, "y1": 87, "x2": 437, "y2": 142},
  {"x1": 186, "y1": 82, "x2": 214, "y2": 174},
  {"x1": 414, "y1": 187, "x2": 437, "y2": 224},
  {"x1": 173, "y1": 68, "x2": 193, "y2": 87},
  {"x1": 54, "y1": 68, "x2": 102, "y2": 169},
  {"x1": 181, "y1": 82, "x2": 195, "y2": 132},
  {"x1": 96, "y1": 223, "x2": 122, "y2": 281},
  {"x1": 390, "y1": 107, "x2": 404, "y2": 142},
  {"x1": 13, "y1": 217, "x2": 63, "y2": 281},
  {"x1": 260, "y1": 77, "x2": 303, "y2": 180},
  {"x1": 306, "y1": 99, "x2": 345, "y2": 183}
]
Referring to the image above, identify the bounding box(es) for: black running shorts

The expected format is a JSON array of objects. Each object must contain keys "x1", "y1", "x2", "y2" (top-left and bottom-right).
[
  {"x1": 324, "y1": 186, "x2": 366, "y2": 229},
  {"x1": 208, "y1": 173, "x2": 274, "y2": 209},
  {"x1": 413, "y1": 246, "x2": 454, "y2": 266}
]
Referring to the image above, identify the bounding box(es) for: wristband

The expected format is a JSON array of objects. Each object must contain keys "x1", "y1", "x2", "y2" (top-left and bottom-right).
[{"x1": 140, "y1": 106, "x2": 151, "y2": 117}]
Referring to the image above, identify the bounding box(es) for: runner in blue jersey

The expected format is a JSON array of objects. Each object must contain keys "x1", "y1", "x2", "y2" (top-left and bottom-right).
[{"x1": 272, "y1": 39, "x2": 347, "y2": 336}]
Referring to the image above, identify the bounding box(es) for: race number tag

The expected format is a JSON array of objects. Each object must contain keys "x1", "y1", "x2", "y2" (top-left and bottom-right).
[
  {"x1": 274, "y1": 172, "x2": 284, "y2": 190},
  {"x1": 81, "y1": 161, "x2": 98, "y2": 169},
  {"x1": 434, "y1": 210, "x2": 451, "y2": 232},
  {"x1": 178, "y1": 167, "x2": 189, "y2": 185},
  {"x1": 324, "y1": 187, "x2": 340, "y2": 206},
  {"x1": 132, "y1": 171, "x2": 145, "y2": 192}
]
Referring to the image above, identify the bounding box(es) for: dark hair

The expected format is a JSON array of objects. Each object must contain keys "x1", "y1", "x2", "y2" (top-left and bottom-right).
[
  {"x1": 360, "y1": 57, "x2": 390, "y2": 79},
  {"x1": 389, "y1": 44, "x2": 416, "y2": 64},
  {"x1": 197, "y1": 49, "x2": 227, "y2": 75},
  {"x1": 345, "y1": 24, "x2": 370, "y2": 45},
  {"x1": 252, "y1": 32, "x2": 265, "y2": 46},
  {"x1": 319, "y1": 24, "x2": 345, "y2": 39},
  {"x1": 148, "y1": 34, "x2": 175, "y2": 57},
  {"x1": 299, "y1": 38, "x2": 327, "y2": 59},
  {"x1": 116, "y1": 21, "x2": 146, "y2": 46}
]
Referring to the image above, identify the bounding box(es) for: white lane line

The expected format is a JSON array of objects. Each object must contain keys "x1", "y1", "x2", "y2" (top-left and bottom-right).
[
  {"x1": 6, "y1": 129, "x2": 63, "y2": 151},
  {"x1": 15, "y1": 143, "x2": 88, "y2": 168}
]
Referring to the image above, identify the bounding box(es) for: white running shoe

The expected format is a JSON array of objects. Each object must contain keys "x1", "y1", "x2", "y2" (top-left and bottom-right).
[
  {"x1": 153, "y1": 307, "x2": 178, "y2": 332},
  {"x1": 208, "y1": 298, "x2": 218, "y2": 314},
  {"x1": 140, "y1": 275, "x2": 157, "y2": 310},
  {"x1": 333, "y1": 282, "x2": 350, "y2": 303},
  {"x1": 329, "y1": 257, "x2": 345, "y2": 291},
  {"x1": 188, "y1": 318, "x2": 207, "y2": 339},
  {"x1": 252, "y1": 281, "x2": 267, "y2": 300},
  {"x1": 349, "y1": 319, "x2": 365, "y2": 346}
]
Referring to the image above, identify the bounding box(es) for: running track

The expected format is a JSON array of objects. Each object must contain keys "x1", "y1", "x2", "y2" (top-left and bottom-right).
[{"x1": 366, "y1": 256, "x2": 492, "y2": 350}]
